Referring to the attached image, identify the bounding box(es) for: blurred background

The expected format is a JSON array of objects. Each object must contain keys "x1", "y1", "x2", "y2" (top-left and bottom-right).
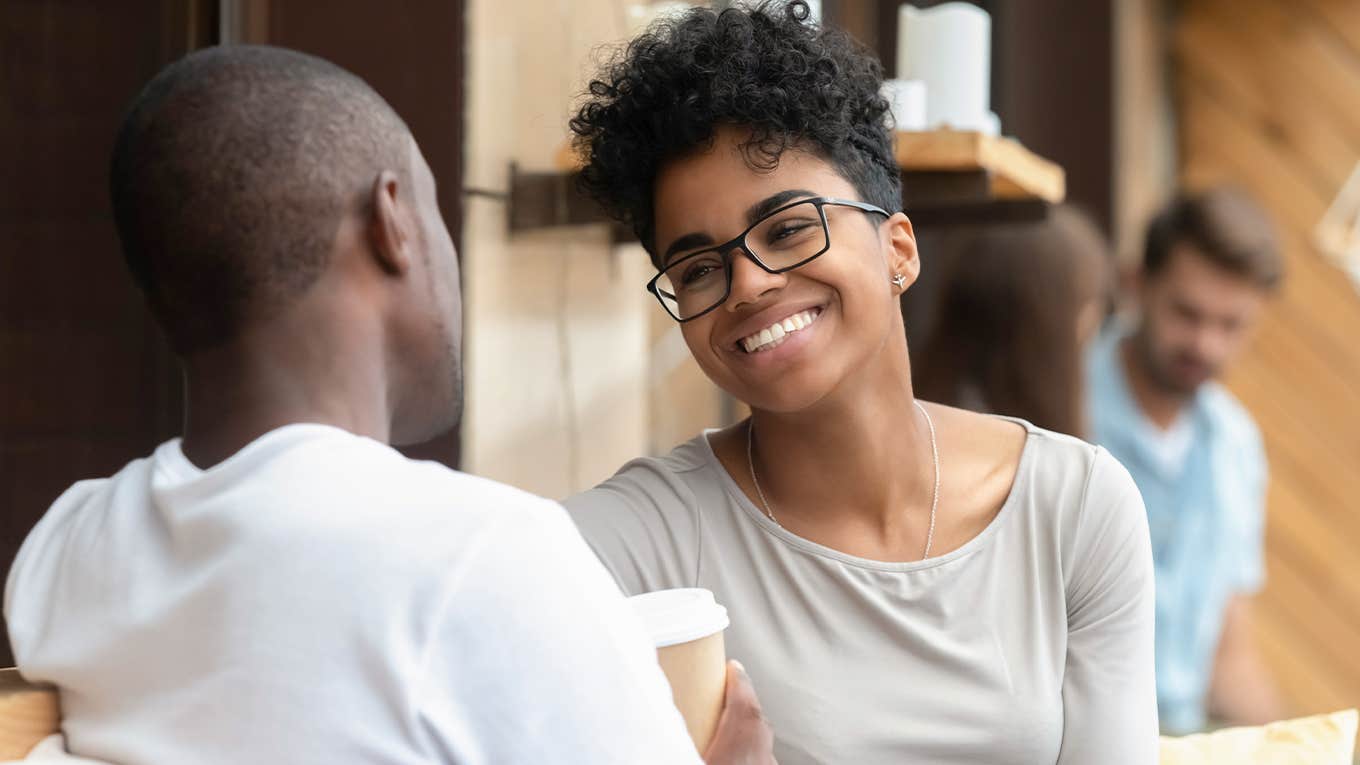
[{"x1": 2, "y1": 0, "x2": 1358, "y2": 739}]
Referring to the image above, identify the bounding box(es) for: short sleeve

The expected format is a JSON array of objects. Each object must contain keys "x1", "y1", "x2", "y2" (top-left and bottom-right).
[
  {"x1": 1057, "y1": 449, "x2": 1159, "y2": 764},
  {"x1": 415, "y1": 499, "x2": 701, "y2": 765},
  {"x1": 564, "y1": 458, "x2": 703, "y2": 595}
]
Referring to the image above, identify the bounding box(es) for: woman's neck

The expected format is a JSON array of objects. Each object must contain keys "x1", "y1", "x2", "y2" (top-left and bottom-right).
[{"x1": 746, "y1": 340, "x2": 933, "y2": 536}]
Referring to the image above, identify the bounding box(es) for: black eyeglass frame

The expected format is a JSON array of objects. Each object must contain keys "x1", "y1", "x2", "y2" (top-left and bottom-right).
[{"x1": 645, "y1": 196, "x2": 892, "y2": 323}]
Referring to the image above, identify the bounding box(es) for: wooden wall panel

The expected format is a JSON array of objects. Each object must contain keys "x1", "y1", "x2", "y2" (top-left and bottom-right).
[
  {"x1": 1176, "y1": 0, "x2": 1360, "y2": 728},
  {"x1": 0, "y1": 0, "x2": 211, "y2": 665},
  {"x1": 0, "y1": 1, "x2": 466, "y2": 665}
]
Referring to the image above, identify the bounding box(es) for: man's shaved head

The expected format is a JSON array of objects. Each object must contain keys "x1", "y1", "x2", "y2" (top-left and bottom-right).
[{"x1": 110, "y1": 45, "x2": 412, "y2": 353}]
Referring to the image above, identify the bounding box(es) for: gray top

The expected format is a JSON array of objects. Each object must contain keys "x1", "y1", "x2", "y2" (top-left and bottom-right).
[{"x1": 566, "y1": 419, "x2": 1157, "y2": 764}]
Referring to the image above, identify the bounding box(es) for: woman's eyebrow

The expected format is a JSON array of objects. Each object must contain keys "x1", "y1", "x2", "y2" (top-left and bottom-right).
[
  {"x1": 661, "y1": 232, "x2": 716, "y2": 265},
  {"x1": 660, "y1": 188, "x2": 818, "y2": 266},
  {"x1": 744, "y1": 188, "x2": 817, "y2": 224}
]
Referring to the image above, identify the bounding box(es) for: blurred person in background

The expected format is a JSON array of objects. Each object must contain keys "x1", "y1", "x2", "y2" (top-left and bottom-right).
[
  {"x1": 914, "y1": 205, "x2": 1111, "y2": 437},
  {"x1": 1087, "y1": 187, "x2": 1285, "y2": 734}
]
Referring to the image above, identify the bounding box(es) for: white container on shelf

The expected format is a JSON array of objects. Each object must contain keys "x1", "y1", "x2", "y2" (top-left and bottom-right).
[
  {"x1": 896, "y1": 2, "x2": 1000, "y2": 135},
  {"x1": 881, "y1": 78, "x2": 927, "y2": 132}
]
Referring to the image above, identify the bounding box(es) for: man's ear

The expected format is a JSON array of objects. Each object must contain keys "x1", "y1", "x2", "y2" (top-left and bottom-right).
[
  {"x1": 368, "y1": 170, "x2": 411, "y2": 276},
  {"x1": 885, "y1": 212, "x2": 921, "y2": 291}
]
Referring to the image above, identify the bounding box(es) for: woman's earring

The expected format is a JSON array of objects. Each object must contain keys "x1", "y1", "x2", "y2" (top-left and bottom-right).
[{"x1": 890, "y1": 274, "x2": 907, "y2": 290}]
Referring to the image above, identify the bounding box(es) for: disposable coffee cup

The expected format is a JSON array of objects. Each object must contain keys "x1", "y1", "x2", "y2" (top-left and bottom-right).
[{"x1": 628, "y1": 588, "x2": 730, "y2": 753}]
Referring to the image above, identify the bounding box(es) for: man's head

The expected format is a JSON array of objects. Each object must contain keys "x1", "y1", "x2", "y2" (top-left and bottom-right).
[
  {"x1": 1133, "y1": 187, "x2": 1282, "y2": 396},
  {"x1": 110, "y1": 45, "x2": 461, "y2": 443}
]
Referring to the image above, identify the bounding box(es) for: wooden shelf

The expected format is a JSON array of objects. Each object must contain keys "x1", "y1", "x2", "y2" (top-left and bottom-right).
[
  {"x1": 515, "y1": 131, "x2": 1065, "y2": 232},
  {"x1": 894, "y1": 130, "x2": 1066, "y2": 204}
]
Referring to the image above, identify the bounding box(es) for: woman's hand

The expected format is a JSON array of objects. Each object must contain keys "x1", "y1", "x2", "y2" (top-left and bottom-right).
[{"x1": 702, "y1": 660, "x2": 777, "y2": 765}]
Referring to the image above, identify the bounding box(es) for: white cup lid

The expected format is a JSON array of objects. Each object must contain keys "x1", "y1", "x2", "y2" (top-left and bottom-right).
[{"x1": 627, "y1": 588, "x2": 730, "y2": 648}]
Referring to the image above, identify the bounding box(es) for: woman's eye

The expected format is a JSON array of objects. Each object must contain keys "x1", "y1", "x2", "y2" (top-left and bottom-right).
[
  {"x1": 681, "y1": 262, "x2": 721, "y2": 286},
  {"x1": 767, "y1": 220, "x2": 816, "y2": 244}
]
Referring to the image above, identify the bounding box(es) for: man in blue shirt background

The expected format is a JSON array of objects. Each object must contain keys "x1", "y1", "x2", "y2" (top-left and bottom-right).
[{"x1": 1088, "y1": 187, "x2": 1284, "y2": 734}]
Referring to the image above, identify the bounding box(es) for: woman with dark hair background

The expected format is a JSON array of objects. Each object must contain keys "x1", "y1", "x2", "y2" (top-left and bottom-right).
[{"x1": 914, "y1": 205, "x2": 1112, "y2": 437}]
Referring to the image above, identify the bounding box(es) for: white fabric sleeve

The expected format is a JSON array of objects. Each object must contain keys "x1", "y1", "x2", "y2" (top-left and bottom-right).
[
  {"x1": 1057, "y1": 450, "x2": 1159, "y2": 765},
  {"x1": 415, "y1": 499, "x2": 702, "y2": 765}
]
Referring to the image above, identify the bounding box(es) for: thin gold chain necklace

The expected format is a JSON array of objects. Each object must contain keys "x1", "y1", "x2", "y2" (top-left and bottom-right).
[{"x1": 746, "y1": 400, "x2": 940, "y2": 561}]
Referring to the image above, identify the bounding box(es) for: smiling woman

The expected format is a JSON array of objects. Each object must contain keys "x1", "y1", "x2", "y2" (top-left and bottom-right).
[{"x1": 564, "y1": 2, "x2": 1158, "y2": 763}]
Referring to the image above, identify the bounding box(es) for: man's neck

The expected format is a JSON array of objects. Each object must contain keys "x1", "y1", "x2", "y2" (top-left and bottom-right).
[
  {"x1": 178, "y1": 317, "x2": 391, "y2": 469},
  {"x1": 1118, "y1": 335, "x2": 1189, "y2": 431}
]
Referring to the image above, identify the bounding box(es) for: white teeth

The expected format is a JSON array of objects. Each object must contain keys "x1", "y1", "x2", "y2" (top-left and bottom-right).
[{"x1": 739, "y1": 308, "x2": 822, "y2": 354}]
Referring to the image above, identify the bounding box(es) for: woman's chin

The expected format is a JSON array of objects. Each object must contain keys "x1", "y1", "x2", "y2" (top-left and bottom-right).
[{"x1": 728, "y1": 372, "x2": 841, "y2": 415}]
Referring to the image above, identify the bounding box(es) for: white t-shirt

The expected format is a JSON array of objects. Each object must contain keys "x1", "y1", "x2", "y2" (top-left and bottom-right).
[{"x1": 5, "y1": 424, "x2": 700, "y2": 765}]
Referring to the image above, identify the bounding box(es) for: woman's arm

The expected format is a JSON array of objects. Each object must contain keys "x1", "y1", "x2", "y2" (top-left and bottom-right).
[{"x1": 1057, "y1": 451, "x2": 1158, "y2": 764}]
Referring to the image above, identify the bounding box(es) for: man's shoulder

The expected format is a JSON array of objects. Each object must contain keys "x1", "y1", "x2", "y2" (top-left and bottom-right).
[
  {"x1": 258, "y1": 427, "x2": 561, "y2": 523},
  {"x1": 4, "y1": 455, "x2": 158, "y2": 652},
  {"x1": 291, "y1": 440, "x2": 570, "y2": 566},
  {"x1": 6, "y1": 456, "x2": 153, "y2": 581},
  {"x1": 14, "y1": 430, "x2": 568, "y2": 590},
  {"x1": 393, "y1": 455, "x2": 559, "y2": 512}
]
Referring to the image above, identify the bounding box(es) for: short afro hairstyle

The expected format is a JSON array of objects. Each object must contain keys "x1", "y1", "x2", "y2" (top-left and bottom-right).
[
  {"x1": 569, "y1": 0, "x2": 900, "y2": 264},
  {"x1": 110, "y1": 45, "x2": 411, "y2": 354}
]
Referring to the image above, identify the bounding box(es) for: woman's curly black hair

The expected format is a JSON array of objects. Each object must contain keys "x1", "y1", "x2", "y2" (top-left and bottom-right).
[{"x1": 569, "y1": 1, "x2": 900, "y2": 263}]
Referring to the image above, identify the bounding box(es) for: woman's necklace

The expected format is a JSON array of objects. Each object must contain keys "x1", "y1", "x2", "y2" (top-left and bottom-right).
[{"x1": 746, "y1": 400, "x2": 940, "y2": 561}]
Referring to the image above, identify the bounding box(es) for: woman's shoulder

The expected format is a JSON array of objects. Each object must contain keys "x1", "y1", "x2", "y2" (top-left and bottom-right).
[
  {"x1": 1017, "y1": 421, "x2": 1139, "y2": 512},
  {"x1": 562, "y1": 432, "x2": 733, "y2": 594},
  {"x1": 566, "y1": 433, "x2": 719, "y2": 513},
  {"x1": 1002, "y1": 419, "x2": 1149, "y2": 591},
  {"x1": 954, "y1": 409, "x2": 1127, "y2": 504},
  {"x1": 937, "y1": 406, "x2": 1142, "y2": 551}
]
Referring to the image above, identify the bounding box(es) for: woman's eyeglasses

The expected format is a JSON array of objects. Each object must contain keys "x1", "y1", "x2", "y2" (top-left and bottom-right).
[{"x1": 646, "y1": 196, "x2": 890, "y2": 322}]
